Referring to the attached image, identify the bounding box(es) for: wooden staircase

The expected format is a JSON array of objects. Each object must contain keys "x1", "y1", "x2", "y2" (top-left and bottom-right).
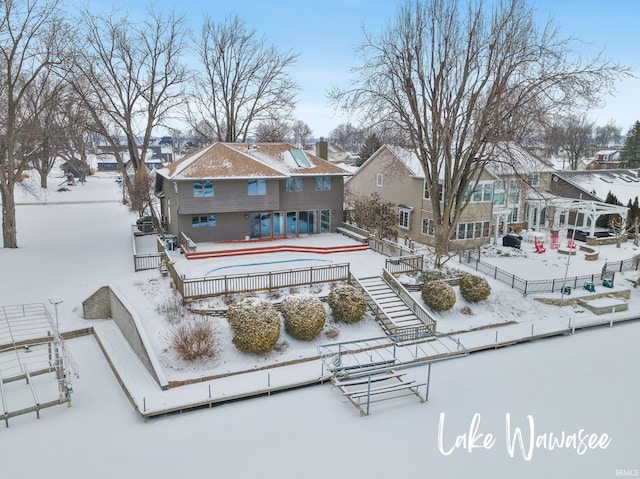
[{"x1": 357, "y1": 276, "x2": 434, "y2": 338}]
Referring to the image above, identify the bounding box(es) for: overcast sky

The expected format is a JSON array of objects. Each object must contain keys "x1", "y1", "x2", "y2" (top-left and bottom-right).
[{"x1": 77, "y1": 0, "x2": 640, "y2": 138}]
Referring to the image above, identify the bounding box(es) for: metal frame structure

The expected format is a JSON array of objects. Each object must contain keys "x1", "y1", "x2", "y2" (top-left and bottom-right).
[
  {"x1": 0, "y1": 304, "x2": 77, "y2": 427},
  {"x1": 318, "y1": 332, "x2": 468, "y2": 416}
]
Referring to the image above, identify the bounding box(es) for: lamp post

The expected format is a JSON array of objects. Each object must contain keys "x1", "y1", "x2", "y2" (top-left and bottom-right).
[{"x1": 48, "y1": 298, "x2": 63, "y2": 336}]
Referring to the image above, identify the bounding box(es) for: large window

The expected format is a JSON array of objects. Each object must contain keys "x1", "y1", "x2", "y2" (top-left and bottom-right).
[
  {"x1": 286, "y1": 177, "x2": 302, "y2": 192},
  {"x1": 194, "y1": 180, "x2": 213, "y2": 197},
  {"x1": 451, "y1": 221, "x2": 490, "y2": 240},
  {"x1": 464, "y1": 182, "x2": 493, "y2": 203},
  {"x1": 399, "y1": 208, "x2": 411, "y2": 229},
  {"x1": 493, "y1": 180, "x2": 505, "y2": 206},
  {"x1": 424, "y1": 182, "x2": 444, "y2": 201},
  {"x1": 315, "y1": 176, "x2": 331, "y2": 191},
  {"x1": 248, "y1": 179, "x2": 266, "y2": 195},
  {"x1": 192, "y1": 215, "x2": 216, "y2": 227}
]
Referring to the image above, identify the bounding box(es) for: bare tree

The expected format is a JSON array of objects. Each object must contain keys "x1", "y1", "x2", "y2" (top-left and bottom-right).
[
  {"x1": 23, "y1": 69, "x2": 70, "y2": 188},
  {"x1": 329, "y1": 123, "x2": 365, "y2": 151},
  {"x1": 550, "y1": 113, "x2": 595, "y2": 170},
  {"x1": 187, "y1": 15, "x2": 299, "y2": 143},
  {"x1": 331, "y1": 0, "x2": 628, "y2": 265},
  {"x1": 291, "y1": 120, "x2": 312, "y2": 148},
  {"x1": 70, "y1": 5, "x2": 189, "y2": 221},
  {"x1": 0, "y1": 0, "x2": 66, "y2": 248},
  {"x1": 254, "y1": 118, "x2": 291, "y2": 143},
  {"x1": 594, "y1": 120, "x2": 622, "y2": 150}
]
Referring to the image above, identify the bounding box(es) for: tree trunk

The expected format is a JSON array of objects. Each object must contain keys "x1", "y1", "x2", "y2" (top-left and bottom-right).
[
  {"x1": 40, "y1": 172, "x2": 48, "y2": 188},
  {"x1": 434, "y1": 225, "x2": 452, "y2": 268},
  {"x1": 1, "y1": 185, "x2": 18, "y2": 248}
]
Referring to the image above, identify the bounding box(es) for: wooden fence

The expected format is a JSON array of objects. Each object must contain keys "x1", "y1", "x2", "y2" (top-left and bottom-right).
[
  {"x1": 369, "y1": 236, "x2": 414, "y2": 258},
  {"x1": 167, "y1": 262, "x2": 351, "y2": 301},
  {"x1": 385, "y1": 254, "x2": 423, "y2": 274},
  {"x1": 132, "y1": 227, "x2": 164, "y2": 272}
]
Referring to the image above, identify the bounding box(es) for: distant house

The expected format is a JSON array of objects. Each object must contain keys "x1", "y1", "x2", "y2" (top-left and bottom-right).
[
  {"x1": 96, "y1": 154, "x2": 121, "y2": 172},
  {"x1": 593, "y1": 150, "x2": 622, "y2": 169},
  {"x1": 155, "y1": 142, "x2": 352, "y2": 242}
]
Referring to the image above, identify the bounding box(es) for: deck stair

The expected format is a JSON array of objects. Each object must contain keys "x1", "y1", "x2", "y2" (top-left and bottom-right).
[{"x1": 355, "y1": 274, "x2": 435, "y2": 340}]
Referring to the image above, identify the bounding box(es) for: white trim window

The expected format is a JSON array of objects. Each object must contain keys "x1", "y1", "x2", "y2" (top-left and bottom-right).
[
  {"x1": 424, "y1": 181, "x2": 444, "y2": 201},
  {"x1": 376, "y1": 173, "x2": 384, "y2": 187},
  {"x1": 399, "y1": 207, "x2": 411, "y2": 229}
]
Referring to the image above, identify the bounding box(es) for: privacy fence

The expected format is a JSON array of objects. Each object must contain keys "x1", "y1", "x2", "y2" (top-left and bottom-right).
[{"x1": 458, "y1": 250, "x2": 615, "y2": 295}]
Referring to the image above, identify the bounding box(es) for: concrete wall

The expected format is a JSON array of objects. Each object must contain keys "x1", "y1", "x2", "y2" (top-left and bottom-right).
[{"x1": 82, "y1": 286, "x2": 168, "y2": 389}]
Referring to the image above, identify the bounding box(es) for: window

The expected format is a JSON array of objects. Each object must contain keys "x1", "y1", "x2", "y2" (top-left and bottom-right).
[
  {"x1": 248, "y1": 179, "x2": 266, "y2": 195},
  {"x1": 424, "y1": 182, "x2": 444, "y2": 201},
  {"x1": 399, "y1": 208, "x2": 411, "y2": 229},
  {"x1": 315, "y1": 176, "x2": 331, "y2": 191},
  {"x1": 508, "y1": 207, "x2": 519, "y2": 223},
  {"x1": 286, "y1": 177, "x2": 302, "y2": 192},
  {"x1": 527, "y1": 174, "x2": 539, "y2": 186},
  {"x1": 493, "y1": 180, "x2": 505, "y2": 206},
  {"x1": 453, "y1": 221, "x2": 491, "y2": 240},
  {"x1": 422, "y1": 218, "x2": 435, "y2": 236},
  {"x1": 465, "y1": 182, "x2": 493, "y2": 202},
  {"x1": 194, "y1": 180, "x2": 213, "y2": 197},
  {"x1": 376, "y1": 173, "x2": 384, "y2": 187},
  {"x1": 192, "y1": 215, "x2": 216, "y2": 227}
]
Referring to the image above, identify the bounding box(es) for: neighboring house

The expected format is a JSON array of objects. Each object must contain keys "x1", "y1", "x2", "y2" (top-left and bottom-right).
[
  {"x1": 345, "y1": 145, "x2": 498, "y2": 249},
  {"x1": 60, "y1": 158, "x2": 88, "y2": 178},
  {"x1": 96, "y1": 154, "x2": 122, "y2": 172},
  {"x1": 593, "y1": 149, "x2": 622, "y2": 169},
  {"x1": 487, "y1": 148, "x2": 555, "y2": 233},
  {"x1": 155, "y1": 142, "x2": 352, "y2": 243},
  {"x1": 549, "y1": 169, "x2": 640, "y2": 206}
]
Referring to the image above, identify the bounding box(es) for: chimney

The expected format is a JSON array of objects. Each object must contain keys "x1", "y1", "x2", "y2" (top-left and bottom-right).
[{"x1": 316, "y1": 138, "x2": 328, "y2": 160}]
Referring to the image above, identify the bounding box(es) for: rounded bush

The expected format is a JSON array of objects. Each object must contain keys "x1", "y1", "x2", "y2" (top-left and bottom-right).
[
  {"x1": 281, "y1": 295, "x2": 326, "y2": 341},
  {"x1": 227, "y1": 298, "x2": 280, "y2": 354},
  {"x1": 421, "y1": 281, "x2": 456, "y2": 311},
  {"x1": 327, "y1": 284, "x2": 368, "y2": 324},
  {"x1": 459, "y1": 274, "x2": 491, "y2": 302}
]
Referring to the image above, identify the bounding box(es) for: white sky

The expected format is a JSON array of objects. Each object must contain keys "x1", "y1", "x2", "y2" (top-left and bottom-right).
[{"x1": 74, "y1": 0, "x2": 640, "y2": 138}]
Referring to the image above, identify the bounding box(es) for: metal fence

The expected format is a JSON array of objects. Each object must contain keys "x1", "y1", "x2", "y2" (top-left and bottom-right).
[
  {"x1": 458, "y1": 250, "x2": 615, "y2": 295},
  {"x1": 173, "y1": 263, "x2": 351, "y2": 301},
  {"x1": 603, "y1": 256, "x2": 640, "y2": 273}
]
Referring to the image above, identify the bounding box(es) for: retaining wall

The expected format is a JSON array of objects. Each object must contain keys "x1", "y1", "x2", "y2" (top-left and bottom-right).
[{"x1": 82, "y1": 286, "x2": 168, "y2": 389}]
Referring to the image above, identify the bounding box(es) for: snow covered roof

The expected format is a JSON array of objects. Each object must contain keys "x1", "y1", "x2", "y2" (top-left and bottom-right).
[
  {"x1": 159, "y1": 142, "x2": 351, "y2": 180},
  {"x1": 485, "y1": 143, "x2": 553, "y2": 176},
  {"x1": 553, "y1": 169, "x2": 640, "y2": 204}
]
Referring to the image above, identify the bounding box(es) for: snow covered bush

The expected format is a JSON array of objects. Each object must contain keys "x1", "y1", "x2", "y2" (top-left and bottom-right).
[
  {"x1": 281, "y1": 295, "x2": 326, "y2": 341},
  {"x1": 327, "y1": 284, "x2": 368, "y2": 324},
  {"x1": 421, "y1": 281, "x2": 456, "y2": 311},
  {"x1": 171, "y1": 319, "x2": 217, "y2": 362},
  {"x1": 459, "y1": 274, "x2": 491, "y2": 302},
  {"x1": 227, "y1": 298, "x2": 280, "y2": 354}
]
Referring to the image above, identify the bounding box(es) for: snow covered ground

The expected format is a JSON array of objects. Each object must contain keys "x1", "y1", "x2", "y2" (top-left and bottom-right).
[{"x1": 1, "y1": 170, "x2": 639, "y2": 478}]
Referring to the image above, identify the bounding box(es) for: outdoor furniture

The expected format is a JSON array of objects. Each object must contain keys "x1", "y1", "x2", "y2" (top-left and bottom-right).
[
  {"x1": 583, "y1": 282, "x2": 595, "y2": 293},
  {"x1": 603, "y1": 278, "x2": 614, "y2": 288},
  {"x1": 562, "y1": 285, "x2": 571, "y2": 295}
]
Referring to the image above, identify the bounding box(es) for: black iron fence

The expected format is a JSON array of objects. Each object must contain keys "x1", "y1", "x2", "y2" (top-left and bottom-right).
[
  {"x1": 603, "y1": 256, "x2": 640, "y2": 273},
  {"x1": 458, "y1": 250, "x2": 615, "y2": 295}
]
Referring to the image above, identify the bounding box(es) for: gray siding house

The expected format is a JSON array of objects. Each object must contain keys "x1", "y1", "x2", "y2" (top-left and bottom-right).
[{"x1": 155, "y1": 142, "x2": 351, "y2": 243}]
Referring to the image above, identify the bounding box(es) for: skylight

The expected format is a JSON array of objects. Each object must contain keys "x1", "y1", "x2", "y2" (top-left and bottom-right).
[{"x1": 290, "y1": 149, "x2": 311, "y2": 168}]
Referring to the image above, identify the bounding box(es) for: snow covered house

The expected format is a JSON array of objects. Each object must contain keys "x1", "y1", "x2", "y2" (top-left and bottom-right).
[
  {"x1": 549, "y1": 169, "x2": 640, "y2": 206},
  {"x1": 345, "y1": 145, "x2": 499, "y2": 249},
  {"x1": 154, "y1": 142, "x2": 352, "y2": 243}
]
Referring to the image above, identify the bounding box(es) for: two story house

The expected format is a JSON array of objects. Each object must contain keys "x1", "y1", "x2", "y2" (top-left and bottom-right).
[
  {"x1": 345, "y1": 145, "x2": 498, "y2": 249},
  {"x1": 154, "y1": 142, "x2": 352, "y2": 243}
]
